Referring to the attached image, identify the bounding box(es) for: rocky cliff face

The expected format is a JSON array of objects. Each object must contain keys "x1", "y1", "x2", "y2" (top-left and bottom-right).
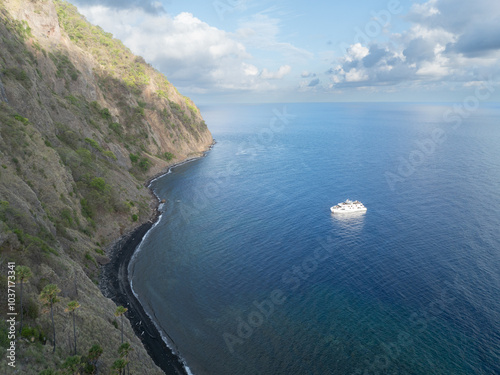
[{"x1": 0, "y1": 0, "x2": 212, "y2": 373}]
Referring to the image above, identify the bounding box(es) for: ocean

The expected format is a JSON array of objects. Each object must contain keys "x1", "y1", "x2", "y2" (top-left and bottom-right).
[{"x1": 129, "y1": 103, "x2": 500, "y2": 375}]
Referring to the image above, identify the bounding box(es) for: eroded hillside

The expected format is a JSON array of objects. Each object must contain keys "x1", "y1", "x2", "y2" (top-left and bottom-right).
[{"x1": 0, "y1": 0, "x2": 212, "y2": 373}]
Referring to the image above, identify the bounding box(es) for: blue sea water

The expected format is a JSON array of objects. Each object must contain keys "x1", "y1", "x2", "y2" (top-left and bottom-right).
[{"x1": 129, "y1": 103, "x2": 500, "y2": 375}]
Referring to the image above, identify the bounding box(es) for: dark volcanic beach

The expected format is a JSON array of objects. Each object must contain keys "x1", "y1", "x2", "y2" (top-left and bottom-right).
[
  {"x1": 100, "y1": 197, "x2": 188, "y2": 375},
  {"x1": 99, "y1": 151, "x2": 214, "y2": 375}
]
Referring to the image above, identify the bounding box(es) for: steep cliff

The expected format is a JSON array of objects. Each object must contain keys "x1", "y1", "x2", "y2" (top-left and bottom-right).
[{"x1": 0, "y1": 0, "x2": 212, "y2": 373}]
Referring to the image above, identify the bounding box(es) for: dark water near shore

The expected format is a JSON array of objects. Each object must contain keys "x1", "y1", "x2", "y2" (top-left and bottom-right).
[{"x1": 130, "y1": 103, "x2": 500, "y2": 375}]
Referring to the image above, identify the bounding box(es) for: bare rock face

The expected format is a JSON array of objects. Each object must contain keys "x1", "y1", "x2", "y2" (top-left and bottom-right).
[
  {"x1": 10, "y1": 0, "x2": 63, "y2": 42},
  {"x1": 0, "y1": 1, "x2": 212, "y2": 373}
]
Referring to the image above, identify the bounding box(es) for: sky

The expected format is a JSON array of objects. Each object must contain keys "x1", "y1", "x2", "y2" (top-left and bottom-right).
[{"x1": 70, "y1": 0, "x2": 500, "y2": 104}]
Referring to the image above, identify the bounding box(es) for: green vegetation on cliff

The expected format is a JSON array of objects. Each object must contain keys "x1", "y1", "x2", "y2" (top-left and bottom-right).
[{"x1": 0, "y1": 0, "x2": 212, "y2": 373}]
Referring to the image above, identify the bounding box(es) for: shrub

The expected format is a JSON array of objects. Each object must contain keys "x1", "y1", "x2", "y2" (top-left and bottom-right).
[
  {"x1": 181, "y1": 114, "x2": 191, "y2": 126},
  {"x1": 138, "y1": 157, "x2": 150, "y2": 171},
  {"x1": 129, "y1": 153, "x2": 139, "y2": 163},
  {"x1": 169, "y1": 100, "x2": 181, "y2": 112},
  {"x1": 100, "y1": 107, "x2": 112, "y2": 121},
  {"x1": 21, "y1": 326, "x2": 37, "y2": 340},
  {"x1": 184, "y1": 96, "x2": 198, "y2": 113},
  {"x1": 157, "y1": 90, "x2": 168, "y2": 99},
  {"x1": 60, "y1": 208, "x2": 73, "y2": 226},
  {"x1": 65, "y1": 95, "x2": 79, "y2": 106},
  {"x1": 56, "y1": 126, "x2": 80, "y2": 148},
  {"x1": 103, "y1": 150, "x2": 117, "y2": 160},
  {"x1": 84, "y1": 252, "x2": 96, "y2": 265},
  {"x1": 3, "y1": 68, "x2": 29, "y2": 83},
  {"x1": 76, "y1": 148, "x2": 92, "y2": 161},
  {"x1": 61, "y1": 356, "x2": 82, "y2": 373},
  {"x1": 13, "y1": 20, "x2": 32, "y2": 39},
  {"x1": 11, "y1": 228, "x2": 57, "y2": 255},
  {"x1": 0, "y1": 200, "x2": 11, "y2": 222},
  {"x1": 90, "y1": 101, "x2": 100, "y2": 111},
  {"x1": 80, "y1": 198, "x2": 94, "y2": 218},
  {"x1": 49, "y1": 51, "x2": 80, "y2": 81},
  {"x1": 89, "y1": 177, "x2": 107, "y2": 192},
  {"x1": 135, "y1": 106, "x2": 144, "y2": 117},
  {"x1": 162, "y1": 152, "x2": 174, "y2": 161},
  {"x1": 131, "y1": 214, "x2": 138, "y2": 222},
  {"x1": 109, "y1": 122, "x2": 122, "y2": 134},
  {"x1": 12, "y1": 114, "x2": 30, "y2": 124},
  {"x1": 80, "y1": 226, "x2": 93, "y2": 236},
  {"x1": 20, "y1": 325, "x2": 45, "y2": 342},
  {"x1": 84, "y1": 138, "x2": 103, "y2": 152}
]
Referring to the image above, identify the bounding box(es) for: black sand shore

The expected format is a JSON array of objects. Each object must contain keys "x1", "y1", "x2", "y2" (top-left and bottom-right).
[
  {"x1": 100, "y1": 215, "x2": 188, "y2": 375},
  {"x1": 99, "y1": 147, "x2": 215, "y2": 375}
]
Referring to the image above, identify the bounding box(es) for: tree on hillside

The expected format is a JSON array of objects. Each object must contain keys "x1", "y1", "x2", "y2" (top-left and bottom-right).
[
  {"x1": 15, "y1": 265, "x2": 32, "y2": 334},
  {"x1": 118, "y1": 342, "x2": 133, "y2": 375},
  {"x1": 61, "y1": 355, "x2": 82, "y2": 374},
  {"x1": 86, "y1": 344, "x2": 103, "y2": 374},
  {"x1": 65, "y1": 300, "x2": 80, "y2": 355},
  {"x1": 40, "y1": 284, "x2": 61, "y2": 353},
  {"x1": 114, "y1": 306, "x2": 128, "y2": 344},
  {"x1": 111, "y1": 358, "x2": 127, "y2": 375}
]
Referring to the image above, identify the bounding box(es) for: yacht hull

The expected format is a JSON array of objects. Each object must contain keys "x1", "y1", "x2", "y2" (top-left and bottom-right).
[{"x1": 330, "y1": 207, "x2": 367, "y2": 213}]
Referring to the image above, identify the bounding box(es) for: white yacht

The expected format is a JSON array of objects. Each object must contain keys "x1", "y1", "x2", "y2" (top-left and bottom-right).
[{"x1": 330, "y1": 199, "x2": 367, "y2": 213}]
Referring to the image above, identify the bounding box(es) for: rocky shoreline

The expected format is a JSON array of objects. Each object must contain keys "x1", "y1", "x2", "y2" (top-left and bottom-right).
[
  {"x1": 100, "y1": 213, "x2": 188, "y2": 375},
  {"x1": 100, "y1": 146, "x2": 215, "y2": 375}
]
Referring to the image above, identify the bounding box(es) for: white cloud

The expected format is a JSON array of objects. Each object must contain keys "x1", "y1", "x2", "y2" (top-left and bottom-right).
[
  {"x1": 236, "y1": 13, "x2": 313, "y2": 60},
  {"x1": 76, "y1": 0, "x2": 499, "y2": 99},
  {"x1": 345, "y1": 69, "x2": 368, "y2": 82},
  {"x1": 74, "y1": 0, "x2": 165, "y2": 14},
  {"x1": 328, "y1": 0, "x2": 500, "y2": 90},
  {"x1": 243, "y1": 63, "x2": 259, "y2": 76},
  {"x1": 76, "y1": 6, "x2": 297, "y2": 93},
  {"x1": 410, "y1": 0, "x2": 440, "y2": 17},
  {"x1": 81, "y1": 8, "x2": 247, "y2": 79},
  {"x1": 346, "y1": 43, "x2": 369, "y2": 61},
  {"x1": 301, "y1": 71, "x2": 316, "y2": 78},
  {"x1": 260, "y1": 65, "x2": 291, "y2": 79}
]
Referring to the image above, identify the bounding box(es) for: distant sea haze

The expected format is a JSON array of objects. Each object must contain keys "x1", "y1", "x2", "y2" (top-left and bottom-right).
[{"x1": 129, "y1": 103, "x2": 500, "y2": 375}]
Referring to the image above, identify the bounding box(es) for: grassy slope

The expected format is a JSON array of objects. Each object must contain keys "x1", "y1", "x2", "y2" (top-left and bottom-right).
[{"x1": 0, "y1": 0, "x2": 212, "y2": 373}]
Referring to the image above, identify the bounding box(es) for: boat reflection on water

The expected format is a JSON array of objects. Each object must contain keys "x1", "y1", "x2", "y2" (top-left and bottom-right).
[{"x1": 330, "y1": 209, "x2": 367, "y2": 235}]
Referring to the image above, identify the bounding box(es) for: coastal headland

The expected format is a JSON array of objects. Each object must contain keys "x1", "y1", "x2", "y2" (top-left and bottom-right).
[{"x1": 0, "y1": 0, "x2": 213, "y2": 372}]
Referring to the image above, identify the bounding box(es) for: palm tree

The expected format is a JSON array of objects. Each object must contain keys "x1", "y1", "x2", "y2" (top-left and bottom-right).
[
  {"x1": 40, "y1": 284, "x2": 61, "y2": 353},
  {"x1": 118, "y1": 342, "x2": 133, "y2": 375},
  {"x1": 111, "y1": 358, "x2": 127, "y2": 375},
  {"x1": 16, "y1": 265, "x2": 32, "y2": 334},
  {"x1": 61, "y1": 355, "x2": 82, "y2": 374},
  {"x1": 87, "y1": 344, "x2": 103, "y2": 374},
  {"x1": 114, "y1": 306, "x2": 128, "y2": 344},
  {"x1": 65, "y1": 301, "x2": 80, "y2": 355}
]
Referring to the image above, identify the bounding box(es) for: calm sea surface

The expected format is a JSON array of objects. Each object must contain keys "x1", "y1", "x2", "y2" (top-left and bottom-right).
[{"x1": 129, "y1": 103, "x2": 500, "y2": 375}]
